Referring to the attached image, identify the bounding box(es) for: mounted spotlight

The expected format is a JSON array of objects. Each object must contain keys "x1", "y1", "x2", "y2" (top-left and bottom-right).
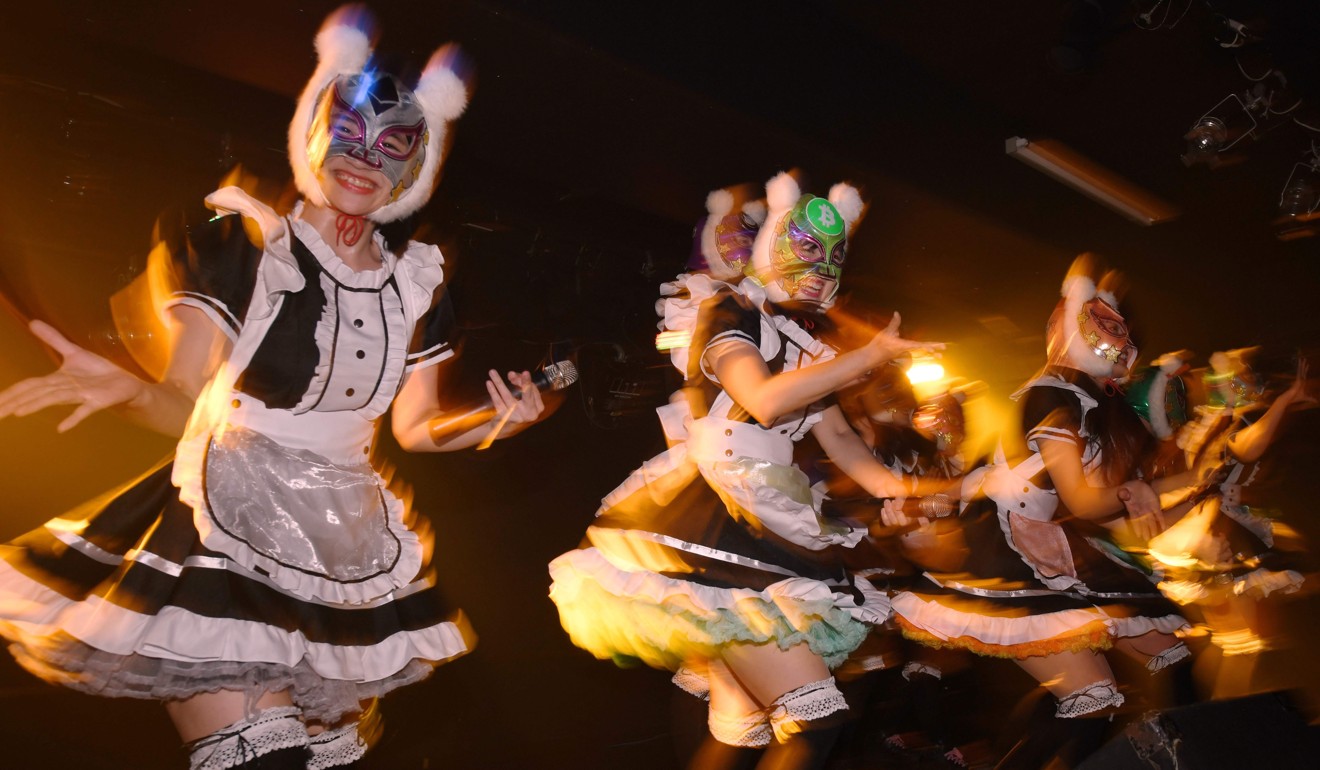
[
  {"x1": 1182, "y1": 93, "x2": 1262, "y2": 167},
  {"x1": 1274, "y1": 144, "x2": 1320, "y2": 241}
]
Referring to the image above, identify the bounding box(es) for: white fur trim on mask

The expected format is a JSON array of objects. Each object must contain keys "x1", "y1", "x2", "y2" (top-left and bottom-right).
[
  {"x1": 1146, "y1": 368, "x2": 1172, "y2": 439},
  {"x1": 288, "y1": 20, "x2": 374, "y2": 210},
  {"x1": 1058, "y1": 272, "x2": 1116, "y2": 378},
  {"x1": 706, "y1": 188, "x2": 734, "y2": 218},
  {"x1": 742, "y1": 199, "x2": 767, "y2": 224},
  {"x1": 1096, "y1": 289, "x2": 1118, "y2": 307},
  {"x1": 765, "y1": 172, "x2": 800, "y2": 213},
  {"x1": 750, "y1": 173, "x2": 799, "y2": 304},
  {"x1": 368, "y1": 48, "x2": 468, "y2": 223},
  {"x1": 828, "y1": 183, "x2": 864, "y2": 234}
]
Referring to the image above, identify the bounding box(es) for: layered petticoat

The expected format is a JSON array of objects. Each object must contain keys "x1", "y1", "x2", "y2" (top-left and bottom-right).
[
  {"x1": 548, "y1": 440, "x2": 888, "y2": 675},
  {"x1": 889, "y1": 498, "x2": 1188, "y2": 660},
  {"x1": 0, "y1": 459, "x2": 471, "y2": 723},
  {"x1": 550, "y1": 543, "x2": 886, "y2": 671}
]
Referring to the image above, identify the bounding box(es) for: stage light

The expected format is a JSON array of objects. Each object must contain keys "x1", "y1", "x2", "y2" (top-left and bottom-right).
[
  {"x1": 1181, "y1": 93, "x2": 1261, "y2": 167},
  {"x1": 1274, "y1": 143, "x2": 1320, "y2": 241},
  {"x1": 905, "y1": 358, "x2": 945, "y2": 386}
]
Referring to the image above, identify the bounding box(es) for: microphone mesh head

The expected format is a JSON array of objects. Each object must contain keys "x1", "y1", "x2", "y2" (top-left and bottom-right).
[{"x1": 544, "y1": 361, "x2": 580, "y2": 390}]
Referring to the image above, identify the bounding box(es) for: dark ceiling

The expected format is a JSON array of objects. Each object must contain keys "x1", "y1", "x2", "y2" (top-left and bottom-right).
[{"x1": 2, "y1": 0, "x2": 1319, "y2": 397}]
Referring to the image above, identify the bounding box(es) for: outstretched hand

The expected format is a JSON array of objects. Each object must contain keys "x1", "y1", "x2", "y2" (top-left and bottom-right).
[
  {"x1": 864, "y1": 313, "x2": 945, "y2": 368},
  {"x1": 0, "y1": 320, "x2": 145, "y2": 433}
]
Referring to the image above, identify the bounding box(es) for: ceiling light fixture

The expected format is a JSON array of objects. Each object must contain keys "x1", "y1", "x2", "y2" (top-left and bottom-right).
[{"x1": 1006, "y1": 137, "x2": 1180, "y2": 225}]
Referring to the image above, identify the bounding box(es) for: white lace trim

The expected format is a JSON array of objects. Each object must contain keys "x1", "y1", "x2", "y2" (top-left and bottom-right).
[
  {"x1": 1145, "y1": 641, "x2": 1190, "y2": 672},
  {"x1": 188, "y1": 706, "x2": 307, "y2": 770},
  {"x1": 1055, "y1": 680, "x2": 1123, "y2": 718},
  {"x1": 307, "y1": 722, "x2": 368, "y2": 770},
  {"x1": 901, "y1": 661, "x2": 942, "y2": 681},
  {"x1": 672, "y1": 667, "x2": 710, "y2": 700},
  {"x1": 769, "y1": 677, "x2": 849, "y2": 741},
  {"x1": 708, "y1": 708, "x2": 772, "y2": 748}
]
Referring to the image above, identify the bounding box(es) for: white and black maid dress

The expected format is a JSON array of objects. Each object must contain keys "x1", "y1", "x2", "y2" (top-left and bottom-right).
[
  {"x1": 0, "y1": 188, "x2": 470, "y2": 724},
  {"x1": 549, "y1": 276, "x2": 888, "y2": 677},
  {"x1": 891, "y1": 369, "x2": 1189, "y2": 659}
]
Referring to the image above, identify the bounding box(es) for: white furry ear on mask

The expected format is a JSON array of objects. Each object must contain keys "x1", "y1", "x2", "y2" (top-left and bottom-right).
[
  {"x1": 742, "y1": 199, "x2": 767, "y2": 225},
  {"x1": 365, "y1": 43, "x2": 470, "y2": 224},
  {"x1": 828, "y1": 183, "x2": 865, "y2": 233},
  {"x1": 414, "y1": 46, "x2": 468, "y2": 122},
  {"x1": 287, "y1": 12, "x2": 376, "y2": 209},
  {"x1": 706, "y1": 188, "x2": 734, "y2": 218},
  {"x1": 765, "y1": 172, "x2": 800, "y2": 213}
]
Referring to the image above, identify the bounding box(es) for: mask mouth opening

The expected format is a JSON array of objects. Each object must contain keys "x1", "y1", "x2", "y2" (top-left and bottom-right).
[{"x1": 789, "y1": 274, "x2": 837, "y2": 304}]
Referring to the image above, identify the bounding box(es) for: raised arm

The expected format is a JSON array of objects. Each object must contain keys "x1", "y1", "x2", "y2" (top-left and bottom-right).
[
  {"x1": 391, "y1": 363, "x2": 545, "y2": 452},
  {"x1": 811, "y1": 405, "x2": 909, "y2": 499},
  {"x1": 708, "y1": 312, "x2": 943, "y2": 426},
  {"x1": 1226, "y1": 359, "x2": 1314, "y2": 464},
  {"x1": 0, "y1": 306, "x2": 225, "y2": 436},
  {"x1": 1037, "y1": 437, "x2": 1163, "y2": 540}
]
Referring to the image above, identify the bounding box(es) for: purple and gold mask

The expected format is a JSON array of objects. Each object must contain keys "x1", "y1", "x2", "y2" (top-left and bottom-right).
[
  {"x1": 769, "y1": 195, "x2": 847, "y2": 307},
  {"x1": 1076, "y1": 298, "x2": 1137, "y2": 375},
  {"x1": 913, "y1": 394, "x2": 966, "y2": 453},
  {"x1": 308, "y1": 72, "x2": 429, "y2": 203}
]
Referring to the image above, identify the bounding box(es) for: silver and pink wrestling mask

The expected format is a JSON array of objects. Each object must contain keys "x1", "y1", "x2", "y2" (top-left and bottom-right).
[
  {"x1": 308, "y1": 71, "x2": 429, "y2": 205},
  {"x1": 287, "y1": 6, "x2": 468, "y2": 224}
]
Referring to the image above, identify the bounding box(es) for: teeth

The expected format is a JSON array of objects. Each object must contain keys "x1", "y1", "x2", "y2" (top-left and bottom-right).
[{"x1": 335, "y1": 171, "x2": 376, "y2": 191}]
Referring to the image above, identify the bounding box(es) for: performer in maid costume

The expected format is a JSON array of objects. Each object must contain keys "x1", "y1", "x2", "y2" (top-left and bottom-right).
[
  {"x1": 550, "y1": 172, "x2": 944, "y2": 770},
  {"x1": 886, "y1": 255, "x2": 1192, "y2": 768},
  {"x1": 0, "y1": 7, "x2": 545, "y2": 769}
]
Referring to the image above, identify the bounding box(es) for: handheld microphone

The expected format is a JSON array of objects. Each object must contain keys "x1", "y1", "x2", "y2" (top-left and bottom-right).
[
  {"x1": 428, "y1": 361, "x2": 578, "y2": 443},
  {"x1": 867, "y1": 494, "x2": 957, "y2": 537}
]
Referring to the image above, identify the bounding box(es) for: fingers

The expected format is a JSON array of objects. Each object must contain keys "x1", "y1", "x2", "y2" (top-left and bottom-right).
[
  {"x1": 485, "y1": 369, "x2": 517, "y2": 411},
  {"x1": 884, "y1": 312, "x2": 901, "y2": 336},
  {"x1": 57, "y1": 402, "x2": 98, "y2": 434},
  {"x1": 28, "y1": 320, "x2": 80, "y2": 359},
  {"x1": 511, "y1": 371, "x2": 545, "y2": 418}
]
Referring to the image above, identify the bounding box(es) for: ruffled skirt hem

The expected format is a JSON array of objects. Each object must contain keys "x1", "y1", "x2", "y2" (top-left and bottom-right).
[{"x1": 548, "y1": 547, "x2": 887, "y2": 671}]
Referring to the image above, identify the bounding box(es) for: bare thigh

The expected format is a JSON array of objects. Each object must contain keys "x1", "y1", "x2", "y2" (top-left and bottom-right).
[
  {"x1": 708, "y1": 641, "x2": 832, "y2": 714},
  {"x1": 1015, "y1": 649, "x2": 1114, "y2": 699},
  {"x1": 166, "y1": 689, "x2": 296, "y2": 743}
]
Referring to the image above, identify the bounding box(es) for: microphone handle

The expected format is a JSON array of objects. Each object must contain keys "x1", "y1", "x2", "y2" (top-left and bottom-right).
[
  {"x1": 868, "y1": 494, "x2": 957, "y2": 537},
  {"x1": 427, "y1": 368, "x2": 564, "y2": 443}
]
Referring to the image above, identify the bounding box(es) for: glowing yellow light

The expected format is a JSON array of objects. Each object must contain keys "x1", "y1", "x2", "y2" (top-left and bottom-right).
[
  {"x1": 655, "y1": 330, "x2": 692, "y2": 351},
  {"x1": 906, "y1": 361, "x2": 945, "y2": 385}
]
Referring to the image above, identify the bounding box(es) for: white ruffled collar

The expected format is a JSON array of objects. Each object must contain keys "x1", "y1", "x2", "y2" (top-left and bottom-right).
[{"x1": 288, "y1": 201, "x2": 397, "y2": 289}]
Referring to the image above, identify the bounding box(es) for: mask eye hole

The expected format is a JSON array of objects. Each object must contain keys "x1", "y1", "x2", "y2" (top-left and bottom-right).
[
  {"x1": 830, "y1": 243, "x2": 846, "y2": 266},
  {"x1": 375, "y1": 124, "x2": 424, "y2": 161},
  {"x1": 791, "y1": 235, "x2": 825, "y2": 263},
  {"x1": 329, "y1": 107, "x2": 365, "y2": 142}
]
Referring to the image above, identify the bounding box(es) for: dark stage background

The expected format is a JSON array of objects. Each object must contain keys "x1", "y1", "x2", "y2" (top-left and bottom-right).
[{"x1": 1, "y1": 1, "x2": 1319, "y2": 768}]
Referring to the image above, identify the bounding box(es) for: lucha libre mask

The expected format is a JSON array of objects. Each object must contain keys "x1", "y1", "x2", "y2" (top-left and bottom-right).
[
  {"x1": 1205, "y1": 350, "x2": 1265, "y2": 409},
  {"x1": 688, "y1": 188, "x2": 766, "y2": 282},
  {"x1": 287, "y1": 9, "x2": 468, "y2": 224},
  {"x1": 912, "y1": 394, "x2": 965, "y2": 453},
  {"x1": 1076, "y1": 297, "x2": 1138, "y2": 374},
  {"x1": 1125, "y1": 355, "x2": 1190, "y2": 439},
  {"x1": 308, "y1": 72, "x2": 429, "y2": 205},
  {"x1": 768, "y1": 194, "x2": 848, "y2": 307}
]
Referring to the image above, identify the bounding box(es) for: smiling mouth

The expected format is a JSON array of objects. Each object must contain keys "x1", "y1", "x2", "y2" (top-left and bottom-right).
[
  {"x1": 334, "y1": 170, "x2": 378, "y2": 194},
  {"x1": 793, "y1": 274, "x2": 836, "y2": 300}
]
